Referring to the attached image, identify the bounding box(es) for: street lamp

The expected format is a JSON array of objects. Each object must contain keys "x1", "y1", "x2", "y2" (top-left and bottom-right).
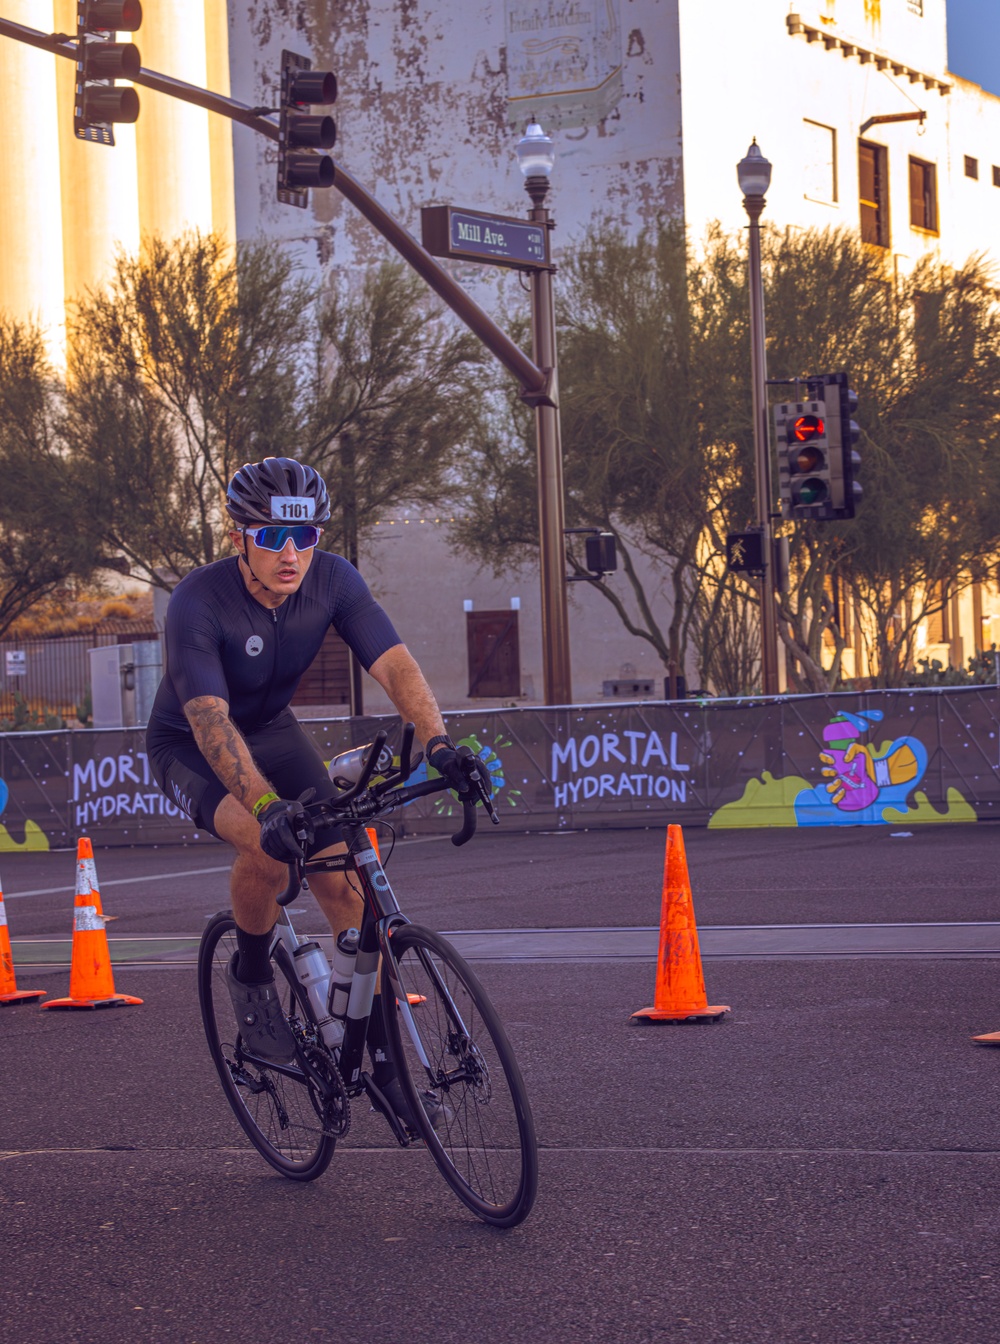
[
  {"x1": 737, "y1": 139, "x2": 781, "y2": 696},
  {"x1": 516, "y1": 120, "x2": 572, "y2": 706}
]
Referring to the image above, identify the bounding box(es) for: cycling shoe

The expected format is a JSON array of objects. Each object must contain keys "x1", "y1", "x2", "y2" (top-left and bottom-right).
[{"x1": 225, "y1": 954, "x2": 297, "y2": 1064}]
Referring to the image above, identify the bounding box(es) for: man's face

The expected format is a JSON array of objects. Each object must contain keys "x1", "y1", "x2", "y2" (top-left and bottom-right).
[{"x1": 231, "y1": 525, "x2": 321, "y2": 597}]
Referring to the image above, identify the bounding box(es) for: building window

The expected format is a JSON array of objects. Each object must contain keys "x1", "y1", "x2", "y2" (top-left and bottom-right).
[
  {"x1": 965, "y1": 155, "x2": 979, "y2": 179},
  {"x1": 466, "y1": 610, "x2": 520, "y2": 698},
  {"x1": 858, "y1": 140, "x2": 889, "y2": 246},
  {"x1": 909, "y1": 156, "x2": 938, "y2": 231},
  {"x1": 907, "y1": 0, "x2": 923, "y2": 12},
  {"x1": 993, "y1": 165, "x2": 1000, "y2": 187},
  {"x1": 803, "y1": 120, "x2": 837, "y2": 203}
]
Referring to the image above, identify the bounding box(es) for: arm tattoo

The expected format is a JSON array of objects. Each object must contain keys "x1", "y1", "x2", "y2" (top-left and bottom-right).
[{"x1": 184, "y1": 695, "x2": 273, "y2": 812}]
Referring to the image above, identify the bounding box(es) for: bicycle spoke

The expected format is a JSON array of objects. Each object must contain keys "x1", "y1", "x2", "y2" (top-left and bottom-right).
[
  {"x1": 198, "y1": 912, "x2": 336, "y2": 1181},
  {"x1": 383, "y1": 924, "x2": 537, "y2": 1226}
]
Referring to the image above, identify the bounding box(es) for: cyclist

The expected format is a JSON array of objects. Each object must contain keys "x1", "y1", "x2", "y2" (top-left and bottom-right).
[{"x1": 147, "y1": 456, "x2": 488, "y2": 1124}]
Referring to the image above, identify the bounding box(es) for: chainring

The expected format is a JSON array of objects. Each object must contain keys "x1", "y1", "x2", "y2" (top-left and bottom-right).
[{"x1": 303, "y1": 1045, "x2": 351, "y2": 1138}]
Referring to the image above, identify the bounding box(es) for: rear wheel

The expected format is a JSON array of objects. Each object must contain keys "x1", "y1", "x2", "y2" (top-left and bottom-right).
[
  {"x1": 198, "y1": 911, "x2": 336, "y2": 1181},
  {"x1": 382, "y1": 924, "x2": 537, "y2": 1227}
]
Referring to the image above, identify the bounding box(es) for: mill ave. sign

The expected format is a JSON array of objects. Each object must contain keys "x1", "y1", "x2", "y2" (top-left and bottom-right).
[{"x1": 420, "y1": 205, "x2": 550, "y2": 271}]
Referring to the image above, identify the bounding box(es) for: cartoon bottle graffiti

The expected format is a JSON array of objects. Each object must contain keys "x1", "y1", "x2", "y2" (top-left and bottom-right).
[{"x1": 820, "y1": 710, "x2": 919, "y2": 812}]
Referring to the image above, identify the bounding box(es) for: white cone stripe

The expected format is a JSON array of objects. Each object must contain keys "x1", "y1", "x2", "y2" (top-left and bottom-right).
[
  {"x1": 74, "y1": 905, "x2": 104, "y2": 933},
  {"x1": 75, "y1": 861, "x2": 90, "y2": 898},
  {"x1": 0, "y1": 903, "x2": 6, "y2": 928}
]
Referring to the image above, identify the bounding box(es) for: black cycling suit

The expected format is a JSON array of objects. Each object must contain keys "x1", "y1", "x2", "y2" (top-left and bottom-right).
[{"x1": 146, "y1": 550, "x2": 400, "y2": 839}]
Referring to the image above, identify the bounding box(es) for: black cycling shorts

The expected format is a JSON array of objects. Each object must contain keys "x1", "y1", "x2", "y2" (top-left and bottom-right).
[{"x1": 147, "y1": 708, "x2": 344, "y2": 847}]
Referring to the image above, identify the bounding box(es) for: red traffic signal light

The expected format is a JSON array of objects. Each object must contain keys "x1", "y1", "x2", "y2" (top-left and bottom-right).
[
  {"x1": 75, "y1": 0, "x2": 143, "y2": 145},
  {"x1": 790, "y1": 414, "x2": 824, "y2": 442},
  {"x1": 774, "y1": 373, "x2": 862, "y2": 521}
]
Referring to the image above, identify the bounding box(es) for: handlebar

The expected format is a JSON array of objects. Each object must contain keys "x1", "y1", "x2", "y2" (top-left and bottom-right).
[{"x1": 274, "y1": 727, "x2": 499, "y2": 904}]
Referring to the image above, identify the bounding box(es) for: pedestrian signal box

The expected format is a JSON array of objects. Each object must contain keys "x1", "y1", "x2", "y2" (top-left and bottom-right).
[{"x1": 726, "y1": 530, "x2": 765, "y2": 575}]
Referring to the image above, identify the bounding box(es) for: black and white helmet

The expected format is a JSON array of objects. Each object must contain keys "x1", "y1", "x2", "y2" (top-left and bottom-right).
[{"x1": 226, "y1": 457, "x2": 331, "y2": 527}]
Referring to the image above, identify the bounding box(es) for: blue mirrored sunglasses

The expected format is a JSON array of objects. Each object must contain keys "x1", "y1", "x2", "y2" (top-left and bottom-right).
[{"x1": 246, "y1": 524, "x2": 322, "y2": 552}]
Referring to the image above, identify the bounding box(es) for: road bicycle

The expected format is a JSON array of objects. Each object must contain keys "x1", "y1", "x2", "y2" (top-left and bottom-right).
[{"x1": 197, "y1": 725, "x2": 538, "y2": 1228}]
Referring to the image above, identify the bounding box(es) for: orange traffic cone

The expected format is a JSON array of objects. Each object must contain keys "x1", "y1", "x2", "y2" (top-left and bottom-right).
[
  {"x1": 631, "y1": 824, "x2": 730, "y2": 1024},
  {"x1": 0, "y1": 875, "x2": 45, "y2": 1005},
  {"x1": 41, "y1": 839, "x2": 142, "y2": 1011}
]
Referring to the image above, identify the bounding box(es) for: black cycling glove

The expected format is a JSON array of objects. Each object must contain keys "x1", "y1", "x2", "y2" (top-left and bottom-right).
[
  {"x1": 257, "y1": 796, "x2": 314, "y2": 863},
  {"x1": 428, "y1": 736, "x2": 493, "y2": 799}
]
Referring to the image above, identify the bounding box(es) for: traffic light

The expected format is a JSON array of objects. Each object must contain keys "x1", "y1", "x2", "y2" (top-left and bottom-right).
[
  {"x1": 775, "y1": 372, "x2": 862, "y2": 521},
  {"x1": 584, "y1": 532, "x2": 617, "y2": 578},
  {"x1": 74, "y1": 1, "x2": 142, "y2": 146},
  {"x1": 837, "y1": 380, "x2": 863, "y2": 519},
  {"x1": 775, "y1": 397, "x2": 833, "y2": 519},
  {"x1": 278, "y1": 50, "x2": 337, "y2": 208}
]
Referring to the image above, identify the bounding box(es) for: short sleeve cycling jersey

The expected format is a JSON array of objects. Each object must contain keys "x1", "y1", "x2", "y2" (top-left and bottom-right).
[{"x1": 147, "y1": 551, "x2": 400, "y2": 737}]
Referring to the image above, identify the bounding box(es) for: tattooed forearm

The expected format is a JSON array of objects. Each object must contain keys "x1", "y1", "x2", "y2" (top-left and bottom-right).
[{"x1": 183, "y1": 695, "x2": 273, "y2": 812}]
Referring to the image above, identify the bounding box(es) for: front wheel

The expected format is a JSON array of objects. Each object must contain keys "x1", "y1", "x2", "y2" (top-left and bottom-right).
[
  {"x1": 198, "y1": 911, "x2": 336, "y2": 1181},
  {"x1": 382, "y1": 924, "x2": 538, "y2": 1227}
]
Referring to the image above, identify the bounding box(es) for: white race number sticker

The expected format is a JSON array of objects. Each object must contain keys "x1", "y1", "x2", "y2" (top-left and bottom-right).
[{"x1": 270, "y1": 495, "x2": 315, "y2": 521}]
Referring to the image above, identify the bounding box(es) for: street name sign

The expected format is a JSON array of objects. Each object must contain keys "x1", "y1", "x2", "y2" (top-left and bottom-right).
[{"x1": 421, "y1": 205, "x2": 550, "y2": 271}]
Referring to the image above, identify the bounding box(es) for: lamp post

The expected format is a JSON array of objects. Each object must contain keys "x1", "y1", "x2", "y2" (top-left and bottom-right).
[
  {"x1": 737, "y1": 139, "x2": 780, "y2": 697},
  {"x1": 516, "y1": 120, "x2": 572, "y2": 706}
]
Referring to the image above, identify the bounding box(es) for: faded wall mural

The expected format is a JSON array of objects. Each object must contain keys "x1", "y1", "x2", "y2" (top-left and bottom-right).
[
  {"x1": 0, "y1": 688, "x2": 996, "y2": 850},
  {"x1": 505, "y1": 0, "x2": 624, "y2": 129}
]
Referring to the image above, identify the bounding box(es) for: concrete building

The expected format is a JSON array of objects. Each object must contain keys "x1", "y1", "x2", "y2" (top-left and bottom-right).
[{"x1": 1, "y1": 0, "x2": 999, "y2": 707}]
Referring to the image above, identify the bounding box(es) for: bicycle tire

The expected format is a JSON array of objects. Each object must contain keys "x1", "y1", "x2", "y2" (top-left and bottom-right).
[
  {"x1": 198, "y1": 911, "x2": 336, "y2": 1181},
  {"x1": 382, "y1": 923, "x2": 538, "y2": 1227}
]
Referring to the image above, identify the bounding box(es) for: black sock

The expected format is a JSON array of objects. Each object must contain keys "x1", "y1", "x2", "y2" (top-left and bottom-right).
[
  {"x1": 235, "y1": 925, "x2": 275, "y2": 984},
  {"x1": 366, "y1": 1004, "x2": 396, "y2": 1087}
]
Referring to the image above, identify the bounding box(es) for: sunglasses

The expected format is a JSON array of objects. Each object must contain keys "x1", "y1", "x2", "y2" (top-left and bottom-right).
[{"x1": 245, "y1": 525, "x2": 322, "y2": 552}]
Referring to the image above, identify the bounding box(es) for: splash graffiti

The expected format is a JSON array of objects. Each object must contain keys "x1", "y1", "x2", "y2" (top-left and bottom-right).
[
  {"x1": 710, "y1": 708, "x2": 975, "y2": 829},
  {"x1": 0, "y1": 775, "x2": 49, "y2": 852}
]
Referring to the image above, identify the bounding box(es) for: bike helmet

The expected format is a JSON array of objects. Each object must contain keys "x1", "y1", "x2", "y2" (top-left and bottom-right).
[{"x1": 226, "y1": 457, "x2": 332, "y2": 526}]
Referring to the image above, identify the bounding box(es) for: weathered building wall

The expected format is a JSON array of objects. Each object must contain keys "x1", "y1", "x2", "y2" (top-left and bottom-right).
[{"x1": 229, "y1": 0, "x2": 683, "y2": 284}]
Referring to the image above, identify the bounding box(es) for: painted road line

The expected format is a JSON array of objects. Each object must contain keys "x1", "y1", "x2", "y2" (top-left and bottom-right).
[
  {"x1": 13, "y1": 921, "x2": 1000, "y2": 967},
  {"x1": 2, "y1": 867, "x2": 233, "y2": 900},
  {"x1": 1, "y1": 836, "x2": 453, "y2": 900}
]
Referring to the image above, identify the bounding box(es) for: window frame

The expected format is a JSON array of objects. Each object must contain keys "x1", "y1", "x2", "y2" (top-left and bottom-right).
[
  {"x1": 965, "y1": 155, "x2": 979, "y2": 180},
  {"x1": 466, "y1": 609, "x2": 521, "y2": 699},
  {"x1": 858, "y1": 139, "x2": 890, "y2": 248},
  {"x1": 908, "y1": 155, "x2": 939, "y2": 234},
  {"x1": 803, "y1": 118, "x2": 838, "y2": 205}
]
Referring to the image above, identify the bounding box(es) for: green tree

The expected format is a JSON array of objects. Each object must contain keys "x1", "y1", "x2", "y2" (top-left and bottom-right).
[
  {"x1": 304, "y1": 261, "x2": 485, "y2": 567},
  {"x1": 452, "y1": 221, "x2": 1000, "y2": 694},
  {"x1": 0, "y1": 317, "x2": 102, "y2": 638},
  {"x1": 451, "y1": 221, "x2": 756, "y2": 694},
  {"x1": 66, "y1": 235, "x2": 484, "y2": 589},
  {"x1": 66, "y1": 232, "x2": 315, "y2": 587}
]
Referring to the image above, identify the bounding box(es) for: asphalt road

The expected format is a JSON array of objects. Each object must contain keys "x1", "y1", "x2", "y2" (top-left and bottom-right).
[{"x1": 3, "y1": 823, "x2": 1000, "y2": 1343}]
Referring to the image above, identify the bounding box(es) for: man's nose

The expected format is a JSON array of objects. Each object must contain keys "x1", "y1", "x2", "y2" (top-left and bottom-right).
[{"x1": 279, "y1": 538, "x2": 299, "y2": 559}]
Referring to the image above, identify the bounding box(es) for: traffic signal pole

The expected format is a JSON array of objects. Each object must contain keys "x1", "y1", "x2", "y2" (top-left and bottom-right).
[{"x1": 744, "y1": 192, "x2": 781, "y2": 698}]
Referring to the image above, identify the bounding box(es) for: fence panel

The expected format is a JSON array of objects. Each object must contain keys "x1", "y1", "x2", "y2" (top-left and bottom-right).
[{"x1": 1, "y1": 685, "x2": 999, "y2": 850}]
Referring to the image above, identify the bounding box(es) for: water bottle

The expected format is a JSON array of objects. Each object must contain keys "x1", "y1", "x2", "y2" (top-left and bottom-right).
[
  {"x1": 328, "y1": 742, "x2": 394, "y2": 789},
  {"x1": 293, "y1": 940, "x2": 343, "y2": 1049},
  {"x1": 329, "y1": 927, "x2": 360, "y2": 1018}
]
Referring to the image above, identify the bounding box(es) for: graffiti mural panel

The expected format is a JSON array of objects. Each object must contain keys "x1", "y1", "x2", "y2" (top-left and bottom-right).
[{"x1": 1, "y1": 688, "x2": 999, "y2": 849}]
